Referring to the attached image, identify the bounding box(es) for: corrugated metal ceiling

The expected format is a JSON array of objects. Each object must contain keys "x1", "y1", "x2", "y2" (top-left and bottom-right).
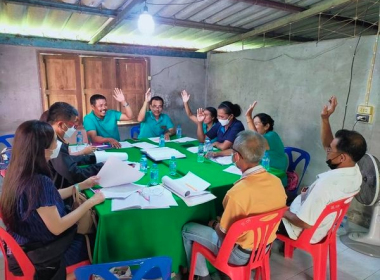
[{"x1": 0, "y1": 0, "x2": 378, "y2": 52}]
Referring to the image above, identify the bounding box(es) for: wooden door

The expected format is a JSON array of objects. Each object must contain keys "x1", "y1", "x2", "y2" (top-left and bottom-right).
[
  {"x1": 41, "y1": 55, "x2": 83, "y2": 121},
  {"x1": 82, "y1": 57, "x2": 117, "y2": 116},
  {"x1": 116, "y1": 58, "x2": 149, "y2": 120}
]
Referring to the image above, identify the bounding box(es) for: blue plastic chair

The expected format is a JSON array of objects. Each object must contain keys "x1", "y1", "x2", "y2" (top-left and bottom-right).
[
  {"x1": 74, "y1": 256, "x2": 172, "y2": 280},
  {"x1": 130, "y1": 125, "x2": 140, "y2": 139},
  {"x1": 284, "y1": 147, "x2": 311, "y2": 191},
  {"x1": 0, "y1": 134, "x2": 15, "y2": 148}
]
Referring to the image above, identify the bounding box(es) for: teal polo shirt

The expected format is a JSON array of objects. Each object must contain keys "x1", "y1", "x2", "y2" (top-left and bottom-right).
[
  {"x1": 83, "y1": 110, "x2": 122, "y2": 141},
  {"x1": 138, "y1": 111, "x2": 174, "y2": 139}
]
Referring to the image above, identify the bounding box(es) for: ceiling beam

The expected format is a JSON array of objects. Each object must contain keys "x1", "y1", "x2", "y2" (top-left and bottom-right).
[
  {"x1": 232, "y1": 0, "x2": 378, "y2": 31},
  {"x1": 197, "y1": 0, "x2": 355, "y2": 52},
  {"x1": 5, "y1": 0, "x2": 313, "y2": 43},
  {"x1": 88, "y1": 0, "x2": 143, "y2": 44}
]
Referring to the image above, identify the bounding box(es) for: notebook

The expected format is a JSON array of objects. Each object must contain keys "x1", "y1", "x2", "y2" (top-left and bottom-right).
[{"x1": 143, "y1": 147, "x2": 186, "y2": 161}]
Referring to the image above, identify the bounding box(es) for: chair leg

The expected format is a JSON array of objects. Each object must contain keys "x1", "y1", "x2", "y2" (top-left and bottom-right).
[
  {"x1": 263, "y1": 253, "x2": 271, "y2": 280},
  {"x1": 283, "y1": 243, "x2": 295, "y2": 259},
  {"x1": 189, "y1": 252, "x2": 198, "y2": 280},
  {"x1": 312, "y1": 248, "x2": 328, "y2": 280},
  {"x1": 329, "y1": 240, "x2": 338, "y2": 280}
]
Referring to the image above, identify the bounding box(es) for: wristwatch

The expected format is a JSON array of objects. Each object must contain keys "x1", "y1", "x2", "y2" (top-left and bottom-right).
[{"x1": 123, "y1": 102, "x2": 129, "y2": 107}]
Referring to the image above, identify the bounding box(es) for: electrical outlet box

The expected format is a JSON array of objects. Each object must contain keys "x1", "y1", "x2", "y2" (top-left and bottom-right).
[
  {"x1": 356, "y1": 114, "x2": 370, "y2": 123},
  {"x1": 357, "y1": 105, "x2": 374, "y2": 115}
]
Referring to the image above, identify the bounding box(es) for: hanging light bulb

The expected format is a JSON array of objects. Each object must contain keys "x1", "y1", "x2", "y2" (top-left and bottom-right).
[{"x1": 138, "y1": 2, "x2": 155, "y2": 35}]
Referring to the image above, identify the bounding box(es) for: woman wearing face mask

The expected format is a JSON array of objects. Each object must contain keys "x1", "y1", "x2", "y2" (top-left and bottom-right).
[
  {"x1": 0, "y1": 120, "x2": 105, "y2": 280},
  {"x1": 181, "y1": 90, "x2": 218, "y2": 142},
  {"x1": 40, "y1": 102, "x2": 103, "y2": 189},
  {"x1": 197, "y1": 101, "x2": 245, "y2": 157},
  {"x1": 245, "y1": 102, "x2": 288, "y2": 175}
]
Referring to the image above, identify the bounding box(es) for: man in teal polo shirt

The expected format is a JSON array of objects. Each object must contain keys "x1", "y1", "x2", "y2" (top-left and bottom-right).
[
  {"x1": 137, "y1": 88, "x2": 175, "y2": 140},
  {"x1": 84, "y1": 88, "x2": 134, "y2": 148}
]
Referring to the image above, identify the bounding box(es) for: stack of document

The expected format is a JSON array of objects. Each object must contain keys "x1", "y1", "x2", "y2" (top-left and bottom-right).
[
  {"x1": 143, "y1": 147, "x2": 186, "y2": 161},
  {"x1": 210, "y1": 156, "x2": 233, "y2": 165},
  {"x1": 131, "y1": 142, "x2": 158, "y2": 150},
  {"x1": 162, "y1": 172, "x2": 216, "y2": 207},
  {"x1": 171, "y1": 137, "x2": 197, "y2": 143},
  {"x1": 95, "y1": 151, "x2": 128, "y2": 163}
]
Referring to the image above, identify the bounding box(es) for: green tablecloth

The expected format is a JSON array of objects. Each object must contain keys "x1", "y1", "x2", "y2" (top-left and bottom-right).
[{"x1": 86, "y1": 140, "x2": 286, "y2": 272}]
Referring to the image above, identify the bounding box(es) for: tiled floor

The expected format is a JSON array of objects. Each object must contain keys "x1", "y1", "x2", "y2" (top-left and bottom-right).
[{"x1": 0, "y1": 223, "x2": 379, "y2": 280}]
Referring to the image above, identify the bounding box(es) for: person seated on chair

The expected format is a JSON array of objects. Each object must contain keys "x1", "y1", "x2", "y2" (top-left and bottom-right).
[
  {"x1": 137, "y1": 88, "x2": 175, "y2": 140},
  {"x1": 181, "y1": 89, "x2": 218, "y2": 142},
  {"x1": 279, "y1": 96, "x2": 367, "y2": 244},
  {"x1": 182, "y1": 130, "x2": 287, "y2": 280},
  {"x1": 0, "y1": 120, "x2": 105, "y2": 280},
  {"x1": 43, "y1": 102, "x2": 103, "y2": 190},
  {"x1": 245, "y1": 102, "x2": 288, "y2": 186},
  {"x1": 84, "y1": 88, "x2": 134, "y2": 148},
  {"x1": 197, "y1": 101, "x2": 245, "y2": 158}
]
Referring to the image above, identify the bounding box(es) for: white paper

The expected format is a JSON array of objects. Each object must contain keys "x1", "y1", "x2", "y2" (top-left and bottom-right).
[
  {"x1": 69, "y1": 144, "x2": 88, "y2": 153},
  {"x1": 100, "y1": 184, "x2": 141, "y2": 199},
  {"x1": 223, "y1": 165, "x2": 242, "y2": 176},
  {"x1": 210, "y1": 156, "x2": 233, "y2": 165},
  {"x1": 187, "y1": 147, "x2": 198, "y2": 153},
  {"x1": 111, "y1": 186, "x2": 177, "y2": 211},
  {"x1": 148, "y1": 137, "x2": 172, "y2": 143},
  {"x1": 182, "y1": 193, "x2": 216, "y2": 207},
  {"x1": 119, "y1": 141, "x2": 134, "y2": 148},
  {"x1": 95, "y1": 151, "x2": 128, "y2": 163},
  {"x1": 97, "y1": 157, "x2": 144, "y2": 188},
  {"x1": 171, "y1": 137, "x2": 197, "y2": 143},
  {"x1": 131, "y1": 142, "x2": 158, "y2": 150},
  {"x1": 162, "y1": 172, "x2": 210, "y2": 197},
  {"x1": 144, "y1": 147, "x2": 186, "y2": 161}
]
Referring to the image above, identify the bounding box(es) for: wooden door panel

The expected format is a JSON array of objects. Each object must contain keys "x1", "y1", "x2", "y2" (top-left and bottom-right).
[{"x1": 83, "y1": 57, "x2": 116, "y2": 115}]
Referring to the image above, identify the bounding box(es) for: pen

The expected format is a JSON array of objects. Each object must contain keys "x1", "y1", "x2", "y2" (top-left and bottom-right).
[
  {"x1": 137, "y1": 190, "x2": 150, "y2": 202},
  {"x1": 185, "y1": 183, "x2": 198, "y2": 192}
]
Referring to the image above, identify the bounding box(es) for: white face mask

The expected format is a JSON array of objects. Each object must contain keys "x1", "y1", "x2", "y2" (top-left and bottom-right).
[
  {"x1": 64, "y1": 125, "x2": 76, "y2": 139},
  {"x1": 218, "y1": 118, "x2": 230, "y2": 126},
  {"x1": 50, "y1": 141, "x2": 62, "y2": 159}
]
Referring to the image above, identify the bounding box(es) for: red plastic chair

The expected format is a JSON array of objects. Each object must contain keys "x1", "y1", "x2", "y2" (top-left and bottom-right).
[
  {"x1": 0, "y1": 226, "x2": 90, "y2": 279},
  {"x1": 277, "y1": 196, "x2": 355, "y2": 280},
  {"x1": 189, "y1": 207, "x2": 288, "y2": 280}
]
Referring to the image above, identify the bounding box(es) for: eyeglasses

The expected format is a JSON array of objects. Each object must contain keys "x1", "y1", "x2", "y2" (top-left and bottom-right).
[
  {"x1": 326, "y1": 147, "x2": 340, "y2": 154},
  {"x1": 232, "y1": 148, "x2": 243, "y2": 159}
]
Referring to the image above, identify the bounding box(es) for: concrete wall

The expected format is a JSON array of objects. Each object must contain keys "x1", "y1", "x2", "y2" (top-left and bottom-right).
[
  {"x1": 0, "y1": 44, "x2": 206, "y2": 145},
  {"x1": 206, "y1": 35, "x2": 380, "y2": 226}
]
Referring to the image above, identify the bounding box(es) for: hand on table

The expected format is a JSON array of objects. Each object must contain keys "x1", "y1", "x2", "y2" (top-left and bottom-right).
[{"x1": 109, "y1": 139, "x2": 121, "y2": 149}]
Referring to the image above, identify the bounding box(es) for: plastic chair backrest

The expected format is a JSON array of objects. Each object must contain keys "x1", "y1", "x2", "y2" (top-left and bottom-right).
[
  {"x1": 74, "y1": 256, "x2": 172, "y2": 280},
  {"x1": 130, "y1": 125, "x2": 140, "y2": 139},
  {"x1": 0, "y1": 134, "x2": 15, "y2": 148},
  {"x1": 284, "y1": 147, "x2": 311, "y2": 188},
  {"x1": 216, "y1": 207, "x2": 288, "y2": 267},
  {"x1": 0, "y1": 226, "x2": 36, "y2": 279},
  {"x1": 297, "y1": 196, "x2": 354, "y2": 244}
]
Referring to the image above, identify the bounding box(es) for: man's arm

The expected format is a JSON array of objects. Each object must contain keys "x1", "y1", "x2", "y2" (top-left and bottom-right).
[
  {"x1": 137, "y1": 88, "x2": 151, "y2": 122},
  {"x1": 321, "y1": 96, "x2": 337, "y2": 149},
  {"x1": 113, "y1": 88, "x2": 134, "y2": 121},
  {"x1": 283, "y1": 210, "x2": 312, "y2": 229},
  {"x1": 87, "y1": 130, "x2": 121, "y2": 148}
]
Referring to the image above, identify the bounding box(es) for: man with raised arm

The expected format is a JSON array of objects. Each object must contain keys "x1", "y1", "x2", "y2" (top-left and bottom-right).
[
  {"x1": 280, "y1": 96, "x2": 366, "y2": 243},
  {"x1": 84, "y1": 88, "x2": 134, "y2": 148},
  {"x1": 137, "y1": 88, "x2": 175, "y2": 140}
]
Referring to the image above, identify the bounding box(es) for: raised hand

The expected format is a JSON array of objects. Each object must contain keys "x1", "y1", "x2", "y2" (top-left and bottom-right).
[
  {"x1": 181, "y1": 90, "x2": 190, "y2": 103},
  {"x1": 80, "y1": 176, "x2": 100, "y2": 191},
  {"x1": 245, "y1": 101, "x2": 258, "y2": 118},
  {"x1": 145, "y1": 88, "x2": 152, "y2": 103},
  {"x1": 113, "y1": 88, "x2": 126, "y2": 103},
  {"x1": 321, "y1": 96, "x2": 338, "y2": 119},
  {"x1": 197, "y1": 108, "x2": 205, "y2": 123}
]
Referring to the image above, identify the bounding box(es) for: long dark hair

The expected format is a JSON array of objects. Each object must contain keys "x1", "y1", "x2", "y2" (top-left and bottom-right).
[
  {"x1": 0, "y1": 120, "x2": 55, "y2": 231},
  {"x1": 205, "y1": 107, "x2": 218, "y2": 124},
  {"x1": 218, "y1": 101, "x2": 241, "y2": 117}
]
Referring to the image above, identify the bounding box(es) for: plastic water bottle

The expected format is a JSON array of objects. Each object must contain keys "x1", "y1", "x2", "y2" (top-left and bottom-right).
[
  {"x1": 261, "y1": 151, "x2": 270, "y2": 170},
  {"x1": 176, "y1": 125, "x2": 182, "y2": 139},
  {"x1": 159, "y1": 134, "x2": 165, "y2": 147},
  {"x1": 205, "y1": 139, "x2": 211, "y2": 153},
  {"x1": 76, "y1": 131, "x2": 83, "y2": 146},
  {"x1": 197, "y1": 143, "x2": 205, "y2": 163},
  {"x1": 169, "y1": 156, "x2": 177, "y2": 176},
  {"x1": 140, "y1": 155, "x2": 148, "y2": 173},
  {"x1": 150, "y1": 163, "x2": 159, "y2": 186}
]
